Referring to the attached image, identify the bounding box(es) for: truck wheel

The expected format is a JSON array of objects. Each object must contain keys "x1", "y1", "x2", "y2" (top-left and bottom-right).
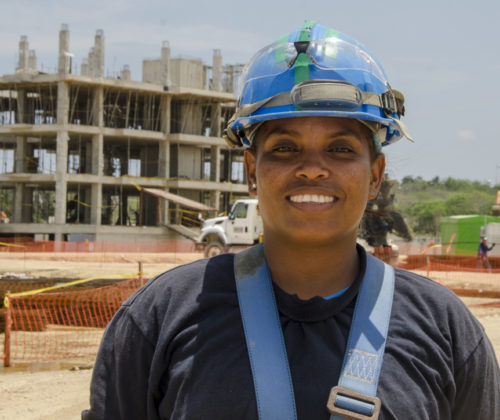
[{"x1": 204, "y1": 241, "x2": 226, "y2": 258}]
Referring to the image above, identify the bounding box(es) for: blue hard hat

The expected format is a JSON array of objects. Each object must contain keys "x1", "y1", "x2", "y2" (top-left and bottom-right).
[{"x1": 225, "y1": 20, "x2": 413, "y2": 148}]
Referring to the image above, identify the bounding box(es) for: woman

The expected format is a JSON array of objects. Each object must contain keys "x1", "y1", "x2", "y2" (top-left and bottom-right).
[{"x1": 83, "y1": 21, "x2": 499, "y2": 419}]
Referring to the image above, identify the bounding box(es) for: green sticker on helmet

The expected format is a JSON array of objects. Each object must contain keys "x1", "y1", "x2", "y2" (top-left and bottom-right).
[
  {"x1": 275, "y1": 34, "x2": 289, "y2": 63},
  {"x1": 293, "y1": 20, "x2": 316, "y2": 85},
  {"x1": 323, "y1": 28, "x2": 340, "y2": 59}
]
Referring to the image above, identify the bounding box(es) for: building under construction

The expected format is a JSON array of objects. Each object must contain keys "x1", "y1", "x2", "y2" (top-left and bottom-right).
[{"x1": 0, "y1": 25, "x2": 248, "y2": 243}]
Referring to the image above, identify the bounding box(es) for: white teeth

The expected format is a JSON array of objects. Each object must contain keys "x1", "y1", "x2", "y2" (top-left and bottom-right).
[{"x1": 290, "y1": 194, "x2": 334, "y2": 203}]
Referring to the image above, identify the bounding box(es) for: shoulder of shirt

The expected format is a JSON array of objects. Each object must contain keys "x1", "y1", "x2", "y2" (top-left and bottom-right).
[
  {"x1": 124, "y1": 252, "x2": 235, "y2": 307},
  {"x1": 110, "y1": 253, "x2": 235, "y2": 342},
  {"x1": 393, "y1": 267, "x2": 469, "y2": 304},
  {"x1": 392, "y1": 266, "x2": 485, "y2": 332}
]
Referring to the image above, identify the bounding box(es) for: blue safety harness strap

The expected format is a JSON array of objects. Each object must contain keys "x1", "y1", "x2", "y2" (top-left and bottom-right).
[
  {"x1": 328, "y1": 252, "x2": 395, "y2": 420},
  {"x1": 234, "y1": 244, "x2": 395, "y2": 420},
  {"x1": 234, "y1": 244, "x2": 297, "y2": 420}
]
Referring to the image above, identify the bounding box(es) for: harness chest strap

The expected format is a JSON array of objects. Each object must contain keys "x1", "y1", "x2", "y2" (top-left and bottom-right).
[{"x1": 234, "y1": 244, "x2": 395, "y2": 420}]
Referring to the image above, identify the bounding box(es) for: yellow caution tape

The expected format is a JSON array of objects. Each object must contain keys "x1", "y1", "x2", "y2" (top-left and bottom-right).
[
  {"x1": 8, "y1": 272, "x2": 140, "y2": 298},
  {"x1": 0, "y1": 242, "x2": 26, "y2": 248}
]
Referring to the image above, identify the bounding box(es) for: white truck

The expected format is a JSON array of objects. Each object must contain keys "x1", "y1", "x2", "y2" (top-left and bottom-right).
[{"x1": 197, "y1": 199, "x2": 263, "y2": 257}]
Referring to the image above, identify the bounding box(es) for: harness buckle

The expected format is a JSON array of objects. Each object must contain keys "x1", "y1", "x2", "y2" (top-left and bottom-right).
[{"x1": 327, "y1": 386, "x2": 381, "y2": 420}]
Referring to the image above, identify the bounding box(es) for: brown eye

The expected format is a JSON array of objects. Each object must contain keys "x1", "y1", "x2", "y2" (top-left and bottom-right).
[
  {"x1": 328, "y1": 145, "x2": 352, "y2": 154},
  {"x1": 272, "y1": 144, "x2": 298, "y2": 153}
]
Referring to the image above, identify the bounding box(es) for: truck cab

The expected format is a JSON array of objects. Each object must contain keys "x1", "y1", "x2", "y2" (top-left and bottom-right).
[{"x1": 197, "y1": 199, "x2": 263, "y2": 257}]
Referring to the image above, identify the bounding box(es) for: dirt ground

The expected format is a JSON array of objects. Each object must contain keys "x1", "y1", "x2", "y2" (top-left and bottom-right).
[{"x1": 0, "y1": 252, "x2": 499, "y2": 420}]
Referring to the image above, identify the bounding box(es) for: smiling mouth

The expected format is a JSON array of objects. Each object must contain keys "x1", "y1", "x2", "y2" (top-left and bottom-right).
[{"x1": 289, "y1": 194, "x2": 336, "y2": 204}]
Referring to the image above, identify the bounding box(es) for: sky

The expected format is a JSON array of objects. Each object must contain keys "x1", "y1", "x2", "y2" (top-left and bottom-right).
[{"x1": 1, "y1": 0, "x2": 499, "y2": 183}]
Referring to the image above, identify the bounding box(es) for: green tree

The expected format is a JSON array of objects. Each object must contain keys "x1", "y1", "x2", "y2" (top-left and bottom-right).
[{"x1": 409, "y1": 201, "x2": 446, "y2": 235}]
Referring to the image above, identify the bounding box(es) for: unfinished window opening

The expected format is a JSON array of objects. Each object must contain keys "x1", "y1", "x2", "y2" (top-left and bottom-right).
[
  {"x1": 103, "y1": 89, "x2": 162, "y2": 131},
  {"x1": 126, "y1": 195, "x2": 140, "y2": 226},
  {"x1": 231, "y1": 160, "x2": 245, "y2": 184},
  {"x1": 0, "y1": 188, "x2": 14, "y2": 222},
  {"x1": 171, "y1": 99, "x2": 206, "y2": 135},
  {"x1": 32, "y1": 188, "x2": 55, "y2": 223},
  {"x1": 0, "y1": 89, "x2": 17, "y2": 125},
  {"x1": 128, "y1": 158, "x2": 141, "y2": 177},
  {"x1": 101, "y1": 186, "x2": 156, "y2": 227},
  {"x1": 202, "y1": 147, "x2": 212, "y2": 181},
  {"x1": 68, "y1": 85, "x2": 94, "y2": 125},
  {"x1": 29, "y1": 137, "x2": 56, "y2": 174},
  {"x1": 102, "y1": 193, "x2": 121, "y2": 225},
  {"x1": 0, "y1": 142, "x2": 15, "y2": 174},
  {"x1": 68, "y1": 135, "x2": 89, "y2": 174},
  {"x1": 26, "y1": 84, "x2": 57, "y2": 125},
  {"x1": 103, "y1": 139, "x2": 158, "y2": 178},
  {"x1": 201, "y1": 104, "x2": 212, "y2": 136},
  {"x1": 170, "y1": 144, "x2": 203, "y2": 180},
  {"x1": 66, "y1": 185, "x2": 90, "y2": 224}
]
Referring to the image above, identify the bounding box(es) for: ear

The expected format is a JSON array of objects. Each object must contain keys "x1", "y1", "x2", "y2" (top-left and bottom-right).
[
  {"x1": 368, "y1": 154, "x2": 386, "y2": 199},
  {"x1": 244, "y1": 149, "x2": 257, "y2": 196}
]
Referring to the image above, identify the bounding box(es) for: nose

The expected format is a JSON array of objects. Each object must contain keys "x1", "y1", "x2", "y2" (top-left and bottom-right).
[{"x1": 295, "y1": 151, "x2": 329, "y2": 180}]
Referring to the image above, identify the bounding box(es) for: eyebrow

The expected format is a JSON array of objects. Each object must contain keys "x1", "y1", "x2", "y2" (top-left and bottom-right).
[
  {"x1": 261, "y1": 127, "x2": 300, "y2": 138},
  {"x1": 262, "y1": 127, "x2": 364, "y2": 141}
]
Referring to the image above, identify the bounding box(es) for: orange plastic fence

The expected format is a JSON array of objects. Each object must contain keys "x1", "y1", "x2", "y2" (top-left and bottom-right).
[
  {"x1": 0, "y1": 237, "x2": 197, "y2": 253},
  {"x1": 3, "y1": 276, "x2": 145, "y2": 367},
  {"x1": 2, "y1": 252, "x2": 500, "y2": 367},
  {"x1": 398, "y1": 254, "x2": 500, "y2": 273}
]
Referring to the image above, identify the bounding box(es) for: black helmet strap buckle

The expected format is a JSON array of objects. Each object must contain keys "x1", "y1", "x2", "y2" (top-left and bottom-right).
[{"x1": 381, "y1": 89, "x2": 405, "y2": 117}]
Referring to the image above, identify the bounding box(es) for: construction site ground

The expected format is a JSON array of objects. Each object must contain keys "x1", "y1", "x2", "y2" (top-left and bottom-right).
[{"x1": 1, "y1": 251, "x2": 499, "y2": 420}]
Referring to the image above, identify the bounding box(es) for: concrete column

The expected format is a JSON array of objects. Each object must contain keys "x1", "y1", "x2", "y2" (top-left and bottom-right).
[
  {"x1": 91, "y1": 82, "x2": 103, "y2": 225},
  {"x1": 92, "y1": 86, "x2": 104, "y2": 127},
  {"x1": 55, "y1": 130, "x2": 68, "y2": 225},
  {"x1": 160, "y1": 94, "x2": 171, "y2": 178},
  {"x1": 14, "y1": 184, "x2": 24, "y2": 223},
  {"x1": 211, "y1": 103, "x2": 222, "y2": 137},
  {"x1": 85, "y1": 139, "x2": 93, "y2": 173},
  {"x1": 158, "y1": 140, "x2": 170, "y2": 178},
  {"x1": 57, "y1": 81, "x2": 69, "y2": 125},
  {"x1": 17, "y1": 185, "x2": 33, "y2": 223},
  {"x1": 93, "y1": 30, "x2": 105, "y2": 78},
  {"x1": 16, "y1": 89, "x2": 26, "y2": 124},
  {"x1": 17, "y1": 36, "x2": 29, "y2": 72},
  {"x1": 55, "y1": 81, "x2": 69, "y2": 225},
  {"x1": 80, "y1": 58, "x2": 89, "y2": 76},
  {"x1": 159, "y1": 95, "x2": 171, "y2": 225},
  {"x1": 15, "y1": 136, "x2": 27, "y2": 173},
  {"x1": 28, "y1": 50, "x2": 37, "y2": 71},
  {"x1": 160, "y1": 95, "x2": 171, "y2": 134},
  {"x1": 161, "y1": 41, "x2": 171, "y2": 87},
  {"x1": 210, "y1": 146, "x2": 221, "y2": 182},
  {"x1": 91, "y1": 134, "x2": 103, "y2": 175},
  {"x1": 210, "y1": 190, "x2": 221, "y2": 211},
  {"x1": 90, "y1": 183, "x2": 102, "y2": 225},
  {"x1": 212, "y1": 49, "x2": 222, "y2": 92},
  {"x1": 121, "y1": 65, "x2": 131, "y2": 81},
  {"x1": 87, "y1": 48, "x2": 95, "y2": 77},
  {"x1": 58, "y1": 24, "x2": 70, "y2": 75}
]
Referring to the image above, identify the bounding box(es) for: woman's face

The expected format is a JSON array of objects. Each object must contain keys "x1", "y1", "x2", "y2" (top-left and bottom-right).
[{"x1": 244, "y1": 116, "x2": 385, "y2": 247}]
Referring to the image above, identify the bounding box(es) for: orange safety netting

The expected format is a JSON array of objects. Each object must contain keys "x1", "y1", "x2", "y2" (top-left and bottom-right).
[
  {"x1": 0, "y1": 237, "x2": 197, "y2": 253},
  {"x1": 2, "y1": 276, "x2": 145, "y2": 367},
  {"x1": 2, "y1": 250, "x2": 500, "y2": 367},
  {"x1": 397, "y1": 254, "x2": 500, "y2": 273}
]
